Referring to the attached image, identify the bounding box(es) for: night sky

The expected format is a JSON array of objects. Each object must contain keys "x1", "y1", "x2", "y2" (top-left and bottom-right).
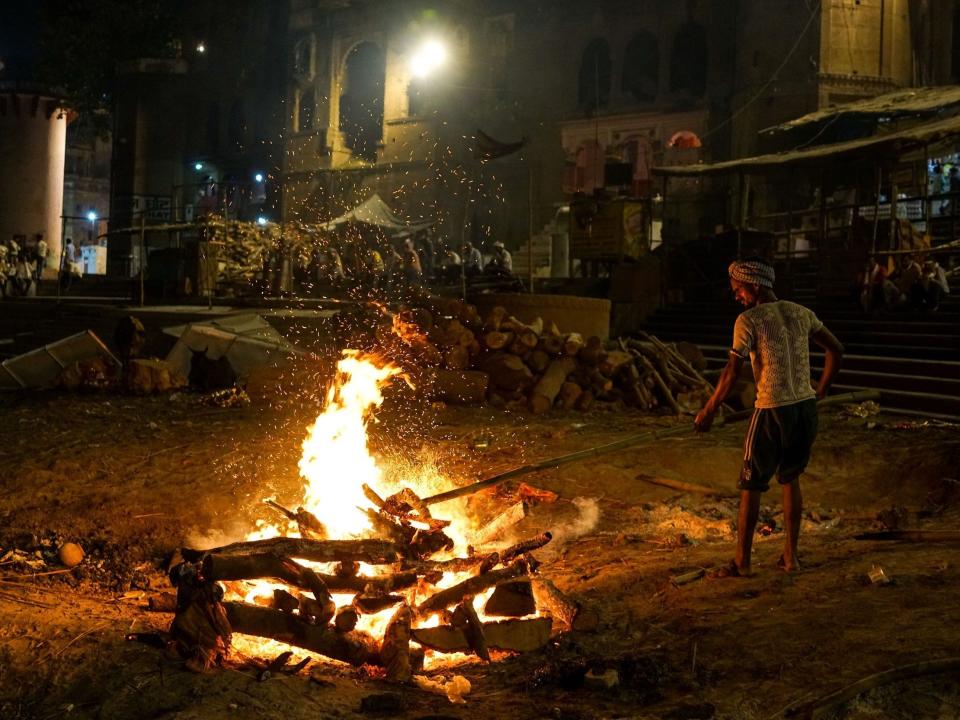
[{"x1": 0, "y1": 3, "x2": 40, "y2": 80}]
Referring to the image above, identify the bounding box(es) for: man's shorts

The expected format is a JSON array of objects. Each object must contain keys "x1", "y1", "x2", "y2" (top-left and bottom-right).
[{"x1": 739, "y1": 398, "x2": 818, "y2": 492}]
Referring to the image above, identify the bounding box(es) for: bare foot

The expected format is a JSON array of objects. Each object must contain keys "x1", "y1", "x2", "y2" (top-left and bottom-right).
[
  {"x1": 777, "y1": 554, "x2": 800, "y2": 572},
  {"x1": 708, "y1": 559, "x2": 753, "y2": 578}
]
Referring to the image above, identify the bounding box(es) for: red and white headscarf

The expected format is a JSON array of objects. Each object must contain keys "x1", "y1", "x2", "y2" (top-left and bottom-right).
[{"x1": 728, "y1": 259, "x2": 775, "y2": 289}]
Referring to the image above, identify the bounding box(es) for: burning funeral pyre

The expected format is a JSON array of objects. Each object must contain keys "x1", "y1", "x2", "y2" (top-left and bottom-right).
[{"x1": 151, "y1": 351, "x2": 580, "y2": 685}]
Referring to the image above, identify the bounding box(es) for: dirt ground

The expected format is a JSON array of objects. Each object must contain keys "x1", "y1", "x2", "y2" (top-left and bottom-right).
[{"x1": 1, "y1": 378, "x2": 960, "y2": 720}]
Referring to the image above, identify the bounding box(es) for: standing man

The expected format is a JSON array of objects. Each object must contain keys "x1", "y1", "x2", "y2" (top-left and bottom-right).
[
  {"x1": 694, "y1": 258, "x2": 844, "y2": 575},
  {"x1": 34, "y1": 234, "x2": 48, "y2": 282}
]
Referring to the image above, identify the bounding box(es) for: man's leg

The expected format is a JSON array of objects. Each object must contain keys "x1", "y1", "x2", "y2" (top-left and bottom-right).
[
  {"x1": 735, "y1": 490, "x2": 762, "y2": 574},
  {"x1": 781, "y1": 476, "x2": 802, "y2": 571}
]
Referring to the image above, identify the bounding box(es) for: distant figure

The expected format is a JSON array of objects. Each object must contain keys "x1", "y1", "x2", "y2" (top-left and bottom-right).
[
  {"x1": 60, "y1": 238, "x2": 77, "y2": 290},
  {"x1": 34, "y1": 235, "x2": 48, "y2": 281},
  {"x1": 462, "y1": 242, "x2": 482, "y2": 276},
  {"x1": 896, "y1": 255, "x2": 924, "y2": 309},
  {"x1": 0, "y1": 245, "x2": 10, "y2": 298},
  {"x1": 402, "y1": 239, "x2": 423, "y2": 283},
  {"x1": 695, "y1": 258, "x2": 844, "y2": 577},
  {"x1": 921, "y1": 258, "x2": 950, "y2": 311},
  {"x1": 488, "y1": 241, "x2": 513, "y2": 273},
  {"x1": 415, "y1": 232, "x2": 435, "y2": 281},
  {"x1": 14, "y1": 252, "x2": 34, "y2": 296},
  {"x1": 438, "y1": 245, "x2": 462, "y2": 282},
  {"x1": 858, "y1": 257, "x2": 896, "y2": 313}
]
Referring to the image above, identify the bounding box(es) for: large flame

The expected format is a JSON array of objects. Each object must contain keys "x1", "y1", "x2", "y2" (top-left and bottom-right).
[
  {"x1": 229, "y1": 350, "x2": 530, "y2": 668},
  {"x1": 297, "y1": 351, "x2": 400, "y2": 538}
]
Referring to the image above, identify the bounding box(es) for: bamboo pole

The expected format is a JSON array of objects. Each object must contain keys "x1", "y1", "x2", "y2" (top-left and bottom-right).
[{"x1": 423, "y1": 390, "x2": 879, "y2": 506}]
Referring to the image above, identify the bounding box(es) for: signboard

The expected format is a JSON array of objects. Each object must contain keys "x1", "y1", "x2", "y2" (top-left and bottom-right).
[{"x1": 127, "y1": 195, "x2": 173, "y2": 222}]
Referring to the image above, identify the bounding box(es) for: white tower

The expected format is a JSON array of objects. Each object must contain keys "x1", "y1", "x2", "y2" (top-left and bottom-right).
[{"x1": 0, "y1": 84, "x2": 72, "y2": 271}]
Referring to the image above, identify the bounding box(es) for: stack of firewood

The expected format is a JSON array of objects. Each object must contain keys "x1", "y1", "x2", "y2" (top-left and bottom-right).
[
  {"x1": 144, "y1": 489, "x2": 580, "y2": 678},
  {"x1": 379, "y1": 297, "x2": 714, "y2": 415}
]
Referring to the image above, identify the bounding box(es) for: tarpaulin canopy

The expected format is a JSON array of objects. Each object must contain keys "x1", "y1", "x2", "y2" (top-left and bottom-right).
[
  {"x1": 653, "y1": 114, "x2": 960, "y2": 178},
  {"x1": 321, "y1": 194, "x2": 433, "y2": 234},
  {"x1": 164, "y1": 314, "x2": 301, "y2": 382},
  {"x1": 0, "y1": 331, "x2": 118, "y2": 390},
  {"x1": 762, "y1": 86, "x2": 960, "y2": 134}
]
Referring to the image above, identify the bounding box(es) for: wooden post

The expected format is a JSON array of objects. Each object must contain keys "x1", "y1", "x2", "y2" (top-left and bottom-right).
[{"x1": 139, "y1": 213, "x2": 146, "y2": 307}]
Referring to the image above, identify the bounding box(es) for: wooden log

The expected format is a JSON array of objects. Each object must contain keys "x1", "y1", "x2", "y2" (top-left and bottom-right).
[
  {"x1": 527, "y1": 349, "x2": 551, "y2": 374},
  {"x1": 530, "y1": 577, "x2": 579, "y2": 634},
  {"x1": 334, "y1": 607, "x2": 359, "y2": 633},
  {"x1": 299, "y1": 566, "x2": 336, "y2": 625},
  {"x1": 453, "y1": 601, "x2": 490, "y2": 661},
  {"x1": 443, "y1": 345, "x2": 471, "y2": 371},
  {"x1": 402, "y1": 553, "x2": 499, "y2": 575},
  {"x1": 381, "y1": 605, "x2": 413, "y2": 682},
  {"x1": 204, "y1": 554, "x2": 304, "y2": 587},
  {"x1": 271, "y1": 588, "x2": 300, "y2": 614},
  {"x1": 538, "y1": 334, "x2": 564, "y2": 355},
  {"x1": 482, "y1": 353, "x2": 534, "y2": 392},
  {"x1": 223, "y1": 601, "x2": 379, "y2": 666},
  {"x1": 483, "y1": 306, "x2": 507, "y2": 332},
  {"x1": 483, "y1": 330, "x2": 513, "y2": 351},
  {"x1": 416, "y1": 559, "x2": 530, "y2": 617},
  {"x1": 182, "y1": 538, "x2": 401, "y2": 564},
  {"x1": 499, "y1": 532, "x2": 553, "y2": 565},
  {"x1": 635, "y1": 354, "x2": 680, "y2": 414},
  {"x1": 411, "y1": 617, "x2": 552, "y2": 654},
  {"x1": 559, "y1": 380, "x2": 583, "y2": 410},
  {"x1": 529, "y1": 357, "x2": 577, "y2": 414},
  {"x1": 585, "y1": 367, "x2": 613, "y2": 395},
  {"x1": 484, "y1": 581, "x2": 536, "y2": 618},
  {"x1": 354, "y1": 594, "x2": 405, "y2": 614},
  {"x1": 470, "y1": 501, "x2": 528, "y2": 545},
  {"x1": 264, "y1": 500, "x2": 327, "y2": 540},
  {"x1": 575, "y1": 389, "x2": 595, "y2": 412},
  {"x1": 562, "y1": 332, "x2": 584, "y2": 356},
  {"x1": 599, "y1": 350, "x2": 633, "y2": 377},
  {"x1": 577, "y1": 336, "x2": 604, "y2": 366},
  {"x1": 636, "y1": 474, "x2": 738, "y2": 498}
]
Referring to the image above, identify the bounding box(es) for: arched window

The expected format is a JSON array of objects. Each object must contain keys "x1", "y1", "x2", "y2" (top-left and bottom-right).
[
  {"x1": 228, "y1": 99, "x2": 245, "y2": 150},
  {"x1": 578, "y1": 39, "x2": 612, "y2": 111},
  {"x1": 622, "y1": 33, "x2": 659, "y2": 102},
  {"x1": 669, "y1": 21, "x2": 707, "y2": 97},
  {"x1": 298, "y1": 87, "x2": 315, "y2": 133},
  {"x1": 339, "y1": 42, "x2": 385, "y2": 161}
]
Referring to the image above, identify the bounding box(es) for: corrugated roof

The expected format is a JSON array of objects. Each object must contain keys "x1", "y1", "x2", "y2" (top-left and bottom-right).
[
  {"x1": 762, "y1": 86, "x2": 960, "y2": 134},
  {"x1": 652, "y1": 114, "x2": 960, "y2": 177}
]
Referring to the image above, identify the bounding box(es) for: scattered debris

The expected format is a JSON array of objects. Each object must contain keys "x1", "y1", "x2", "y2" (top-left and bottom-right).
[
  {"x1": 58, "y1": 543, "x2": 84, "y2": 568},
  {"x1": 412, "y1": 674, "x2": 471, "y2": 704}
]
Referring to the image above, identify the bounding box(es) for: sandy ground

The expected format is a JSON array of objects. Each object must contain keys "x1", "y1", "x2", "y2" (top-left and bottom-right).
[{"x1": 1, "y1": 382, "x2": 960, "y2": 720}]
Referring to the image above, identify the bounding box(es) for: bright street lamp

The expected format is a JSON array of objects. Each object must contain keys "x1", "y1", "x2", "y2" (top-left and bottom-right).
[
  {"x1": 409, "y1": 38, "x2": 447, "y2": 78},
  {"x1": 257, "y1": 216, "x2": 268, "y2": 226},
  {"x1": 254, "y1": 172, "x2": 264, "y2": 183},
  {"x1": 86, "y1": 210, "x2": 98, "y2": 222},
  {"x1": 194, "y1": 161, "x2": 204, "y2": 171}
]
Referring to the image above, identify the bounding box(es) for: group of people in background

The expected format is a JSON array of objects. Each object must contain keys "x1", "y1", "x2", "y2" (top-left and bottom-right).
[
  {"x1": 859, "y1": 254, "x2": 952, "y2": 313},
  {"x1": 297, "y1": 229, "x2": 515, "y2": 294},
  {"x1": 0, "y1": 235, "x2": 49, "y2": 298}
]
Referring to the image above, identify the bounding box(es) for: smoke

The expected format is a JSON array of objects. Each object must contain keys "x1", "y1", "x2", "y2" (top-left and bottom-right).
[{"x1": 541, "y1": 496, "x2": 600, "y2": 553}]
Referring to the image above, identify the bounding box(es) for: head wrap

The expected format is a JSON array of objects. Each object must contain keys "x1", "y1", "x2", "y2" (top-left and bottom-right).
[{"x1": 728, "y1": 259, "x2": 775, "y2": 289}]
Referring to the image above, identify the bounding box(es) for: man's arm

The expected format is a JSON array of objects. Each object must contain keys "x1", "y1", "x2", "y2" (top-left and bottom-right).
[
  {"x1": 694, "y1": 352, "x2": 744, "y2": 432},
  {"x1": 811, "y1": 326, "x2": 844, "y2": 399}
]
